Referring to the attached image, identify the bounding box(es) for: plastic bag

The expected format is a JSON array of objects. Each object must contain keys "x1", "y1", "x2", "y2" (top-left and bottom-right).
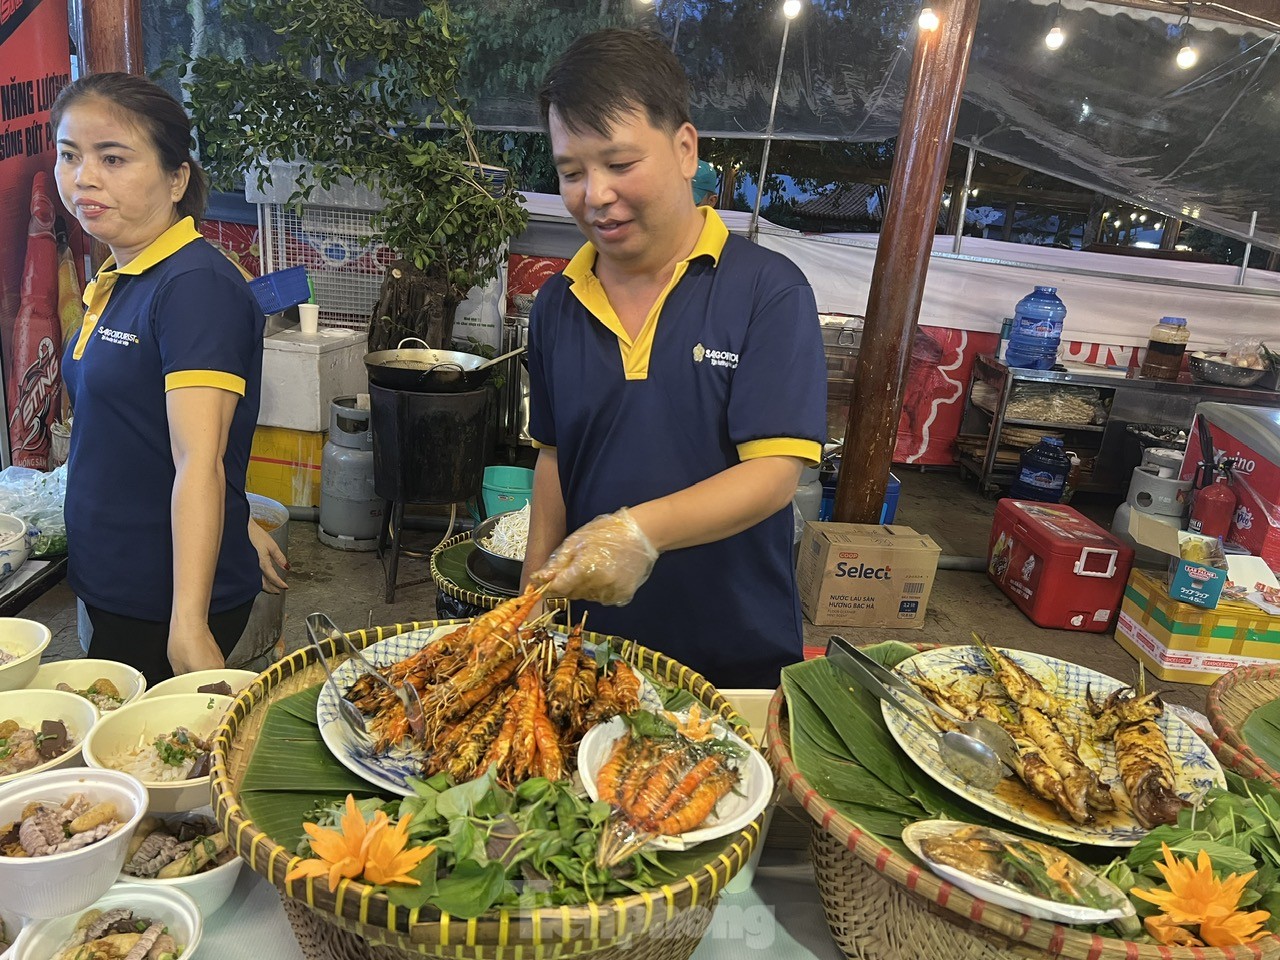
[
  {"x1": 1222, "y1": 337, "x2": 1270, "y2": 371},
  {"x1": 0, "y1": 465, "x2": 67, "y2": 557}
]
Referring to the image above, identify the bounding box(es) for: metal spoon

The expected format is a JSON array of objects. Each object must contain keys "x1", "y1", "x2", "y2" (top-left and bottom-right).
[
  {"x1": 828, "y1": 636, "x2": 1020, "y2": 770},
  {"x1": 305, "y1": 612, "x2": 369, "y2": 740},
  {"x1": 825, "y1": 638, "x2": 1007, "y2": 790}
]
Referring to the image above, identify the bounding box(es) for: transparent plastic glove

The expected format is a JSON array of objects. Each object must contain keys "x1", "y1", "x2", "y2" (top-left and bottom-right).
[{"x1": 531, "y1": 507, "x2": 659, "y2": 605}]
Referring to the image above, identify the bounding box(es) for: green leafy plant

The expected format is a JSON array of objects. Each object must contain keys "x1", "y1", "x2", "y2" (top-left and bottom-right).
[{"x1": 182, "y1": 0, "x2": 527, "y2": 299}]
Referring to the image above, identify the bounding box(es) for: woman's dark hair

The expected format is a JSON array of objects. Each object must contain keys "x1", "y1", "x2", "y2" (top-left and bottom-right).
[
  {"x1": 539, "y1": 29, "x2": 692, "y2": 137},
  {"x1": 50, "y1": 72, "x2": 209, "y2": 223}
]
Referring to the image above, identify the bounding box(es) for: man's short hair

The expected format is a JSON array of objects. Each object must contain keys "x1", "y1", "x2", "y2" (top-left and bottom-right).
[{"x1": 539, "y1": 29, "x2": 692, "y2": 137}]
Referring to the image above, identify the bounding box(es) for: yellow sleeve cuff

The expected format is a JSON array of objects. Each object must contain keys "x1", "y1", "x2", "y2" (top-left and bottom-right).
[
  {"x1": 165, "y1": 370, "x2": 247, "y2": 396},
  {"x1": 531, "y1": 438, "x2": 556, "y2": 450},
  {"x1": 737, "y1": 438, "x2": 822, "y2": 466}
]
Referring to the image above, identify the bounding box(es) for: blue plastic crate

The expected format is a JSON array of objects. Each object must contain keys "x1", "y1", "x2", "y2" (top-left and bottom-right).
[
  {"x1": 879, "y1": 472, "x2": 901, "y2": 524},
  {"x1": 248, "y1": 266, "x2": 312, "y2": 315},
  {"x1": 817, "y1": 466, "x2": 901, "y2": 523}
]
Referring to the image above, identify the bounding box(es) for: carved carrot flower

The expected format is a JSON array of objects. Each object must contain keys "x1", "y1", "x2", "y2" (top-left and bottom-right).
[
  {"x1": 1131, "y1": 843, "x2": 1270, "y2": 947},
  {"x1": 362, "y1": 814, "x2": 435, "y2": 887},
  {"x1": 287, "y1": 794, "x2": 382, "y2": 892}
]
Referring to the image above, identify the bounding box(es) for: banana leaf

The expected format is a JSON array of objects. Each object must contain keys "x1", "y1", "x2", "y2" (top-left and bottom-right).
[
  {"x1": 1243, "y1": 699, "x2": 1280, "y2": 774},
  {"x1": 236, "y1": 688, "x2": 392, "y2": 849},
  {"x1": 434, "y1": 539, "x2": 488, "y2": 593},
  {"x1": 790, "y1": 716, "x2": 922, "y2": 817},
  {"x1": 785, "y1": 682, "x2": 850, "y2": 759}
]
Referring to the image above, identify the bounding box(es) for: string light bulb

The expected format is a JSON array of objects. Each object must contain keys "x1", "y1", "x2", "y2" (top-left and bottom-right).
[
  {"x1": 1176, "y1": 42, "x2": 1198, "y2": 69},
  {"x1": 918, "y1": 6, "x2": 940, "y2": 31},
  {"x1": 1045, "y1": 24, "x2": 1065, "y2": 49},
  {"x1": 783, "y1": 0, "x2": 802, "y2": 18}
]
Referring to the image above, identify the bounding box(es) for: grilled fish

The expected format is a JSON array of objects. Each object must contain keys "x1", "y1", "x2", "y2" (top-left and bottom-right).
[
  {"x1": 1114, "y1": 719, "x2": 1188, "y2": 829},
  {"x1": 972, "y1": 634, "x2": 1069, "y2": 721}
]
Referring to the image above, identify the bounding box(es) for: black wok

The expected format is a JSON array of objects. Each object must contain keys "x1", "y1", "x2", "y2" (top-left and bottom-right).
[{"x1": 364, "y1": 338, "x2": 522, "y2": 392}]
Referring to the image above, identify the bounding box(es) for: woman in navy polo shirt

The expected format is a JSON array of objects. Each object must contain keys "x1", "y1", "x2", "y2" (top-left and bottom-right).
[{"x1": 52, "y1": 74, "x2": 277, "y2": 680}]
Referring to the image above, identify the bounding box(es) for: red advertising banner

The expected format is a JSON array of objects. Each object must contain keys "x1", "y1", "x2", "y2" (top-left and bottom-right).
[{"x1": 0, "y1": 0, "x2": 73, "y2": 469}]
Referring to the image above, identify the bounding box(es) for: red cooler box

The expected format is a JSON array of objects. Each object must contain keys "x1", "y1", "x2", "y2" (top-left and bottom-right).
[{"x1": 988, "y1": 500, "x2": 1135, "y2": 632}]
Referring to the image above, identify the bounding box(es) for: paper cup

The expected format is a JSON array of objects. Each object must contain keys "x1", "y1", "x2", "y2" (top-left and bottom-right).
[{"x1": 298, "y1": 302, "x2": 319, "y2": 335}]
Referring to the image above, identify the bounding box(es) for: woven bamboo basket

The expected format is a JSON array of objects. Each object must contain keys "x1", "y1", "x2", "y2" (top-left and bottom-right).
[
  {"x1": 211, "y1": 619, "x2": 766, "y2": 960},
  {"x1": 766, "y1": 686, "x2": 1280, "y2": 960},
  {"x1": 1207, "y1": 663, "x2": 1280, "y2": 783},
  {"x1": 430, "y1": 532, "x2": 502, "y2": 611}
]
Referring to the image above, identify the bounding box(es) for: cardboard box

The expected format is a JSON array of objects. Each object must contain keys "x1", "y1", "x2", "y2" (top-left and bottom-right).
[
  {"x1": 246, "y1": 425, "x2": 326, "y2": 508},
  {"x1": 1115, "y1": 568, "x2": 1280, "y2": 684},
  {"x1": 796, "y1": 522, "x2": 940, "y2": 628},
  {"x1": 1126, "y1": 511, "x2": 1226, "y2": 608}
]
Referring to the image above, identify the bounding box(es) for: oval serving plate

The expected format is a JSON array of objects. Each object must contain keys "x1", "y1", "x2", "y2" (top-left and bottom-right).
[
  {"x1": 883, "y1": 645, "x2": 1224, "y2": 846},
  {"x1": 317, "y1": 626, "x2": 663, "y2": 796},
  {"x1": 578, "y1": 714, "x2": 774, "y2": 851},
  {"x1": 902, "y1": 820, "x2": 1136, "y2": 925}
]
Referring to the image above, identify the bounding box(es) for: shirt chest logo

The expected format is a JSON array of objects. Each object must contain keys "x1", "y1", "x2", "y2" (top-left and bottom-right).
[
  {"x1": 692, "y1": 342, "x2": 738, "y2": 369},
  {"x1": 98, "y1": 327, "x2": 139, "y2": 347}
]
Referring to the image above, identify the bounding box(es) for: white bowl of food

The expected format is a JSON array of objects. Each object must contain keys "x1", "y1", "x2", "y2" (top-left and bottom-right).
[
  {"x1": 28, "y1": 660, "x2": 147, "y2": 712},
  {"x1": 0, "y1": 904, "x2": 23, "y2": 960},
  {"x1": 0, "y1": 516, "x2": 28, "y2": 589},
  {"x1": 0, "y1": 688, "x2": 99, "y2": 784},
  {"x1": 82, "y1": 694, "x2": 231, "y2": 814},
  {"x1": 0, "y1": 619, "x2": 51, "y2": 693},
  {"x1": 17, "y1": 882, "x2": 201, "y2": 960},
  {"x1": 0, "y1": 767, "x2": 150, "y2": 918},
  {"x1": 118, "y1": 813, "x2": 243, "y2": 917},
  {"x1": 142, "y1": 669, "x2": 256, "y2": 701}
]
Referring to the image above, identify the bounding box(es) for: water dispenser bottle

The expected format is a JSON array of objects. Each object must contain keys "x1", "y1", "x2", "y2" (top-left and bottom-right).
[{"x1": 1005, "y1": 286, "x2": 1067, "y2": 371}]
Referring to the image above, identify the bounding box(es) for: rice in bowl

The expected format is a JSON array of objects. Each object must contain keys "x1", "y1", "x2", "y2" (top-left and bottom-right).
[{"x1": 106, "y1": 726, "x2": 212, "y2": 783}]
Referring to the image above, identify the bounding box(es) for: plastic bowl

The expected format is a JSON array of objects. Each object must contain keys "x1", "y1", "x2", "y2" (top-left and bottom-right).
[
  {"x1": 0, "y1": 904, "x2": 23, "y2": 960},
  {"x1": 120, "y1": 814, "x2": 243, "y2": 918},
  {"x1": 471, "y1": 513, "x2": 525, "y2": 582},
  {"x1": 82, "y1": 694, "x2": 232, "y2": 814},
  {"x1": 143, "y1": 669, "x2": 257, "y2": 701},
  {"x1": 0, "y1": 768, "x2": 150, "y2": 918},
  {"x1": 16, "y1": 882, "x2": 202, "y2": 960},
  {"x1": 1189, "y1": 353, "x2": 1267, "y2": 387},
  {"x1": 28, "y1": 660, "x2": 147, "y2": 712},
  {"x1": 0, "y1": 619, "x2": 51, "y2": 693},
  {"x1": 0, "y1": 516, "x2": 28, "y2": 588},
  {"x1": 0, "y1": 688, "x2": 99, "y2": 784}
]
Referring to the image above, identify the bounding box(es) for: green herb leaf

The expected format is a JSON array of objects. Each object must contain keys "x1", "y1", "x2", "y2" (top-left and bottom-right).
[
  {"x1": 385, "y1": 850, "x2": 439, "y2": 910},
  {"x1": 430, "y1": 860, "x2": 508, "y2": 918}
]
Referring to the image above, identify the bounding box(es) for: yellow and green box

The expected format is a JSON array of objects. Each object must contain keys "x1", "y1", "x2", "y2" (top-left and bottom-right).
[
  {"x1": 246, "y1": 425, "x2": 326, "y2": 508},
  {"x1": 1115, "y1": 568, "x2": 1280, "y2": 685}
]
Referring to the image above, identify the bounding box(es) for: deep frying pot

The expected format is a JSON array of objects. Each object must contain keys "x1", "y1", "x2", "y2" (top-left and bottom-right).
[{"x1": 364, "y1": 338, "x2": 494, "y2": 392}]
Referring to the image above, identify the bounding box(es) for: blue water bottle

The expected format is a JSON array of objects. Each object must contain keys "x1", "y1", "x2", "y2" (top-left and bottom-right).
[
  {"x1": 1005, "y1": 286, "x2": 1067, "y2": 371},
  {"x1": 1009, "y1": 436, "x2": 1072, "y2": 502}
]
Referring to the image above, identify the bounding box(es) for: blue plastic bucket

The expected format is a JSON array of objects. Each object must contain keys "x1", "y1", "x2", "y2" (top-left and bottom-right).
[{"x1": 482, "y1": 466, "x2": 533, "y2": 517}]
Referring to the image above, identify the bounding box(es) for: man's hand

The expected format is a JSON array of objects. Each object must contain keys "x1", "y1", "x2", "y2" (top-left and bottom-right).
[
  {"x1": 168, "y1": 620, "x2": 226, "y2": 675},
  {"x1": 530, "y1": 507, "x2": 659, "y2": 605},
  {"x1": 248, "y1": 519, "x2": 289, "y2": 594}
]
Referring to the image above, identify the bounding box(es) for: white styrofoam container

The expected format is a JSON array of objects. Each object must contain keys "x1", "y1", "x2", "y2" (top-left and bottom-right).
[{"x1": 259, "y1": 328, "x2": 369, "y2": 432}]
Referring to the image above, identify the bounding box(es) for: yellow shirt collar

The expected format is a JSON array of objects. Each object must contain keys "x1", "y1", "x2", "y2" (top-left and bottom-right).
[
  {"x1": 564, "y1": 206, "x2": 729, "y2": 285},
  {"x1": 81, "y1": 217, "x2": 204, "y2": 307}
]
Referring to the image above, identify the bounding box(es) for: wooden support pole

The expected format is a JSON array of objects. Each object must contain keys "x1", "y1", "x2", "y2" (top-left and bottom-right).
[
  {"x1": 834, "y1": 0, "x2": 981, "y2": 522},
  {"x1": 82, "y1": 0, "x2": 144, "y2": 75}
]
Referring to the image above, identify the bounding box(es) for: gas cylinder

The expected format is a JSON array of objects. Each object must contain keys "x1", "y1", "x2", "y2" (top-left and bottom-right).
[
  {"x1": 1189, "y1": 467, "x2": 1237, "y2": 542},
  {"x1": 319, "y1": 396, "x2": 383, "y2": 551}
]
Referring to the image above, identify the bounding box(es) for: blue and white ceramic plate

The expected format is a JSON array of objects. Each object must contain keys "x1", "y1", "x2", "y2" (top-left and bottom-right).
[
  {"x1": 883, "y1": 646, "x2": 1224, "y2": 847},
  {"x1": 316, "y1": 626, "x2": 662, "y2": 797}
]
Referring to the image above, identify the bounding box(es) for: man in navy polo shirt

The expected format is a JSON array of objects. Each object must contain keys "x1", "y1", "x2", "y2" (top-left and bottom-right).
[{"x1": 522, "y1": 29, "x2": 826, "y2": 688}]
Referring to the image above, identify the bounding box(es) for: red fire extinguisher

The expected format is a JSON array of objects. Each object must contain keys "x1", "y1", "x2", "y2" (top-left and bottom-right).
[{"x1": 1190, "y1": 461, "x2": 1237, "y2": 541}]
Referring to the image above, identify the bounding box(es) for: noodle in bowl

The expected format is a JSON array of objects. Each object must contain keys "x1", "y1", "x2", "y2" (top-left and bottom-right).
[
  {"x1": 83, "y1": 693, "x2": 231, "y2": 813},
  {"x1": 480, "y1": 503, "x2": 529, "y2": 560}
]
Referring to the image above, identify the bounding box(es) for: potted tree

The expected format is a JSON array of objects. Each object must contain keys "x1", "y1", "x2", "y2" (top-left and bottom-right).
[{"x1": 184, "y1": 0, "x2": 527, "y2": 350}]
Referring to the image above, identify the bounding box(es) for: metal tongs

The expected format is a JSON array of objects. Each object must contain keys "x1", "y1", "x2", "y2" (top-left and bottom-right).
[
  {"x1": 305, "y1": 612, "x2": 426, "y2": 741},
  {"x1": 826, "y1": 635, "x2": 1019, "y2": 790}
]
